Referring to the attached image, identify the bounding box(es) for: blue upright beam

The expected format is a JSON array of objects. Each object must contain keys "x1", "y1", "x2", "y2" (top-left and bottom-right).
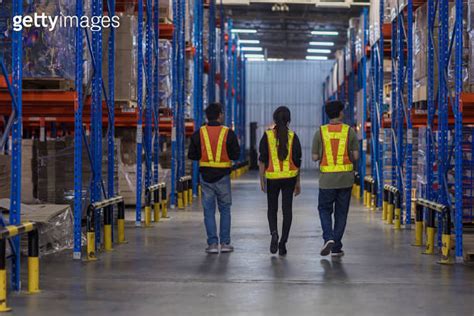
[
  {"x1": 406, "y1": 0, "x2": 414, "y2": 226},
  {"x1": 10, "y1": 0, "x2": 22, "y2": 290},
  {"x1": 396, "y1": 8, "x2": 404, "y2": 222},
  {"x1": 360, "y1": 8, "x2": 368, "y2": 199},
  {"x1": 153, "y1": 0, "x2": 160, "y2": 185},
  {"x1": 226, "y1": 20, "x2": 233, "y2": 127},
  {"x1": 208, "y1": 0, "x2": 217, "y2": 103},
  {"x1": 170, "y1": 0, "x2": 178, "y2": 207},
  {"x1": 390, "y1": 18, "x2": 397, "y2": 188},
  {"x1": 377, "y1": 0, "x2": 384, "y2": 207},
  {"x1": 145, "y1": 0, "x2": 153, "y2": 192},
  {"x1": 426, "y1": 0, "x2": 435, "y2": 201},
  {"x1": 219, "y1": 0, "x2": 226, "y2": 106},
  {"x1": 454, "y1": 0, "x2": 464, "y2": 261},
  {"x1": 74, "y1": 0, "x2": 84, "y2": 260},
  {"x1": 438, "y1": 0, "x2": 449, "y2": 246},
  {"x1": 91, "y1": 0, "x2": 104, "y2": 245},
  {"x1": 179, "y1": 0, "x2": 186, "y2": 179},
  {"x1": 107, "y1": 0, "x2": 116, "y2": 208},
  {"x1": 136, "y1": 0, "x2": 144, "y2": 224},
  {"x1": 192, "y1": 0, "x2": 203, "y2": 195}
]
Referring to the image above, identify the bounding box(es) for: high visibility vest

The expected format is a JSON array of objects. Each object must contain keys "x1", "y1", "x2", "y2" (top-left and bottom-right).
[
  {"x1": 265, "y1": 129, "x2": 299, "y2": 179},
  {"x1": 320, "y1": 124, "x2": 353, "y2": 173},
  {"x1": 199, "y1": 125, "x2": 232, "y2": 168}
]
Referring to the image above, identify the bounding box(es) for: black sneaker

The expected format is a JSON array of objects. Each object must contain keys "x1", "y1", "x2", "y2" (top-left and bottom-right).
[
  {"x1": 270, "y1": 232, "x2": 279, "y2": 254},
  {"x1": 331, "y1": 250, "x2": 344, "y2": 257},
  {"x1": 320, "y1": 240, "x2": 335, "y2": 256},
  {"x1": 278, "y1": 243, "x2": 287, "y2": 256}
]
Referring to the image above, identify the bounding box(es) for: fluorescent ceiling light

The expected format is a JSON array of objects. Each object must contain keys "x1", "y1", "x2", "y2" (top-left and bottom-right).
[
  {"x1": 247, "y1": 58, "x2": 265, "y2": 61},
  {"x1": 311, "y1": 31, "x2": 339, "y2": 36},
  {"x1": 245, "y1": 54, "x2": 264, "y2": 58},
  {"x1": 267, "y1": 58, "x2": 284, "y2": 61},
  {"x1": 309, "y1": 41, "x2": 335, "y2": 46},
  {"x1": 307, "y1": 48, "x2": 331, "y2": 54},
  {"x1": 306, "y1": 56, "x2": 328, "y2": 60},
  {"x1": 239, "y1": 39, "x2": 260, "y2": 44},
  {"x1": 241, "y1": 47, "x2": 263, "y2": 52},
  {"x1": 232, "y1": 29, "x2": 257, "y2": 34}
]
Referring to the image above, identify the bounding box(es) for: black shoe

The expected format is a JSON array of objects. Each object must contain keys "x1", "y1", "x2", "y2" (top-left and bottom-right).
[
  {"x1": 270, "y1": 232, "x2": 279, "y2": 254},
  {"x1": 278, "y1": 243, "x2": 287, "y2": 256},
  {"x1": 320, "y1": 240, "x2": 335, "y2": 256}
]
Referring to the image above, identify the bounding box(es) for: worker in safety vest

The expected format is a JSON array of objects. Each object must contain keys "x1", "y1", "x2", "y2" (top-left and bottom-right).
[
  {"x1": 258, "y1": 106, "x2": 302, "y2": 256},
  {"x1": 312, "y1": 100, "x2": 359, "y2": 257},
  {"x1": 188, "y1": 103, "x2": 241, "y2": 254}
]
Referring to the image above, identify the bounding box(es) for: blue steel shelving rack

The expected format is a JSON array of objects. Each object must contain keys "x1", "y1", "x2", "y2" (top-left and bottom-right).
[{"x1": 0, "y1": 0, "x2": 23, "y2": 290}]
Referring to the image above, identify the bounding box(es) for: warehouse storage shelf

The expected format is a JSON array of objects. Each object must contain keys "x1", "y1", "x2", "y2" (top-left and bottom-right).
[{"x1": 366, "y1": 0, "x2": 467, "y2": 262}]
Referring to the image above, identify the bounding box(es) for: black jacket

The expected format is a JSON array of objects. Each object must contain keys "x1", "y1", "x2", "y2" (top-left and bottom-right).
[{"x1": 188, "y1": 121, "x2": 241, "y2": 183}]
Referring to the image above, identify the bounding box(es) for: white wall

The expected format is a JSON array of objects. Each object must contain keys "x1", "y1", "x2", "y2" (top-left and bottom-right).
[{"x1": 246, "y1": 60, "x2": 333, "y2": 169}]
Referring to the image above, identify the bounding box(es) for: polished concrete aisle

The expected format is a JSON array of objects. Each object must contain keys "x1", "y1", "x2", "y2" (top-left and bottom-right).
[{"x1": 10, "y1": 172, "x2": 474, "y2": 315}]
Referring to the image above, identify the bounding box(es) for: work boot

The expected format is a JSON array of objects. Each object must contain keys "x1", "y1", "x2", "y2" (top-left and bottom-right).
[
  {"x1": 270, "y1": 232, "x2": 279, "y2": 254},
  {"x1": 220, "y1": 244, "x2": 234, "y2": 253},
  {"x1": 320, "y1": 240, "x2": 335, "y2": 256},
  {"x1": 278, "y1": 242, "x2": 287, "y2": 256},
  {"x1": 331, "y1": 250, "x2": 345, "y2": 257},
  {"x1": 205, "y1": 244, "x2": 219, "y2": 254}
]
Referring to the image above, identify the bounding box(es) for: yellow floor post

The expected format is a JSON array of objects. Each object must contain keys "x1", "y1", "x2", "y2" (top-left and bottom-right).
[
  {"x1": 104, "y1": 224, "x2": 113, "y2": 250},
  {"x1": 438, "y1": 233, "x2": 453, "y2": 264},
  {"x1": 382, "y1": 201, "x2": 388, "y2": 221},
  {"x1": 28, "y1": 257, "x2": 40, "y2": 294},
  {"x1": 118, "y1": 219, "x2": 125, "y2": 243},
  {"x1": 178, "y1": 192, "x2": 184, "y2": 209},
  {"x1": 414, "y1": 220, "x2": 423, "y2": 246},
  {"x1": 162, "y1": 199, "x2": 169, "y2": 218},
  {"x1": 394, "y1": 207, "x2": 401, "y2": 230},
  {"x1": 154, "y1": 202, "x2": 160, "y2": 222},
  {"x1": 87, "y1": 231, "x2": 97, "y2": 261},
  {"x1": 370, "y1": 194, "x2": 376, "y2": 211},
  {"x1": 423, "y1": 227, "x2": 435, "y2": 255},
  {"x1": 0, "y1": 270, "x2": 10, "y2": 312},
  {"x1": 386, "y1": 204, "x2": 394, "y2": 225},
  {"x1": 188, "y1": 188, "x2": 193, "y2": 204}
]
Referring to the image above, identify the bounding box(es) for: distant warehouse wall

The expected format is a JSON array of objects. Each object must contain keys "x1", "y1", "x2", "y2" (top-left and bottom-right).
[{"x1": 245, "y1": 60, "x2": 333, "y2": 169}]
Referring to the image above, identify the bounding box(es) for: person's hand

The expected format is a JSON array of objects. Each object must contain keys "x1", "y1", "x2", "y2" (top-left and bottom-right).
[
  {"x1": 260, "y1": 178, "x2": 267, "y2": 193},
  {"x1": 294, "y1": 181, "x2": 301, "y2": 197}
]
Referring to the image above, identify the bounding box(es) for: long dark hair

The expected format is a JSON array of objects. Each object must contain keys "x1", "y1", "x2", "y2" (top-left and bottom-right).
[{"x1": 273, "y1": 106, "x2": 291, "y2": 161}]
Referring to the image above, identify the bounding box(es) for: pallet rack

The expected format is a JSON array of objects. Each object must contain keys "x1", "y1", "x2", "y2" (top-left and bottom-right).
[{"x1": 369, "y1": 0, "x2": 472, "y2": 261}]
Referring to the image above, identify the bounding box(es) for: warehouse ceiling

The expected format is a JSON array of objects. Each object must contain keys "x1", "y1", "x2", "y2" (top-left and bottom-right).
[{"x1": 224, "y1": 3, "x2": 365, "y2": 60}]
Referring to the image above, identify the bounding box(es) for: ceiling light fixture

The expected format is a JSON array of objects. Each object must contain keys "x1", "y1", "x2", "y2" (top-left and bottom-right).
[
  {"x1": 245, "y1": 54, "x2": 265, "y2": 59},
  {"x1": 309, "y1": 41, "x2": 335, "y2": 46},
  {"x1": 241, "y1": 47, "x2": 263, "y2": 52},
  {"x1": 306, "y1": 56, "x2": 328, "y2": 60},
  {"x1": 307, "y1": 48, "x2": 331, "y2": 54},
  {"x1": 239, "y1": 39, "x2": 260, "y2": 44},
  {"x1": 311, "y1": 31, "x2": 339, "y2": 36},
  {"x1": 267, "y1": 58, "x2": 285, "y2": 61},
  {"x1": 232, "y1": 29, "x2": 257, "y2": 34}
]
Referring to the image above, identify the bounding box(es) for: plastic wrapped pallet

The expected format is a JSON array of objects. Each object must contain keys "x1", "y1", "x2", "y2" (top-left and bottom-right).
[
  {"x1": 159, "y1": 39, "x2": 173, "y2": 108},
  {"x1": 0, "y1": 199, "x2": 74, "y2": 257},
  {"x1": 336, "y1": 50, "x2": 345, "y2": 86}
]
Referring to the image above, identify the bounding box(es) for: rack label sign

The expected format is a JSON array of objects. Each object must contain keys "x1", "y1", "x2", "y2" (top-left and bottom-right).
[{"x1": 136, "y1": 124, "x2": 143, "y2": 144}]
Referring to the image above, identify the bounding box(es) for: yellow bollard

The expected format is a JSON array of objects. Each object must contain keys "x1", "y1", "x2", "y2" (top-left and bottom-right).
[
  {"x1": 118, "y1": 219, "x2": 126, "y2": 243},
  {"x1": 183, "y1": 188, "x2": 188, "y2": 207},
  {"x1": 386, "y1": 203, "x2": 394, "y2": 225},
  {"x1": 394, "y1": 207, "x2": 401, "y2": 230},
  {"x1": 87, "y1": 231, "x2": 97, "y2": 261},
  {"x1": 104, "y1": 224, "x2": 113, "y2": 250},
  {"x1": 0, "y1": 269, "x2": 10, "y2": 312},
  {"x1": 355, "y1": 185, "x2": 360, "y2": 200},
  {"x1": 28, "y1": 257, "x2": 40, "y2": 294},
  {"x1": 370, "y1": 194, "x2": 376, "y2": 211},
  {"x1": 188, "y1": 187, "x2": 193, "y2": 204},
  {"x1": 154, "y1": 202, "x2": 160, "y2": 222},
  {"x1": 145, "y1": 206, "x2": 152, "y2": 227},
  {"x1": 363, "y1": 190, "x2": 367, "y2": 206},
  {"x1": 178, "y1": 191, "x2": 184, "y2": 209},
  {"x1": 414, "y1": 220, "x2": 423, "y2": 246},
  {"x1": 382, "y1": 200, "x2": 388, "y2": 221},
  {"x1": 423, "y1": 226, "x2": 435, "y2": 255},
  {"x1": 438, "y1": 233, "x2": 453, "y2": 264}
]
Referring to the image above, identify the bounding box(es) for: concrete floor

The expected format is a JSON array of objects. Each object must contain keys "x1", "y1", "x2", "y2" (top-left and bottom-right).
[{"x1": 8, "y1": 172, "x2": 474, "y2": 315}]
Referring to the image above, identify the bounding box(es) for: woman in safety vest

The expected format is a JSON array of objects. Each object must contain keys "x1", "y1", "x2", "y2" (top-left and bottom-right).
[{"x1": 258, "y1": 106, "x2": 302, "y2": 256}]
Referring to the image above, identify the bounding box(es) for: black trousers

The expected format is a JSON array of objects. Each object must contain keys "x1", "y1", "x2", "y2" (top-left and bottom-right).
[{"x1": 267, "y1": 177, "x2": 297, "y2": 244}]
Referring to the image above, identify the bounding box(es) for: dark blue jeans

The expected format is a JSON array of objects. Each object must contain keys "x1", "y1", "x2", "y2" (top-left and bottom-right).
[
  {"x1": 318, "y1": 187, "x2": 352, "y2": 252},
  {"x1": 201, "y1": 175, "x2": 232, "y2": 245}
]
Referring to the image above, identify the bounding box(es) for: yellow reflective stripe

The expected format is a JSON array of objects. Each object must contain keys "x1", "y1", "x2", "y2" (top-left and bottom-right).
[
  {"x1": 266, "y1": 170, "x2": 299, "y2": 179},
  {"x1": 282, "y1": 131, "x2": 294, "y2": 172},
  {"x1": 200, "y1": 161, "x2": 232, "y2": 168},
  {"x1": 320, "y1": 164, "x2": 353, "y2": 172},
  {"x1": 321, "y1": 125, "x2": 335, "y2": 166},
  {"x1": 266, "y1": 130, "x2": 281, "y2": 173},
  {"x1": 337, "y1": 125, "x2": 349, "y2": 165},
  {"x1": 201, "y1": 127, "x2": 214, "y2": 162},
  {"x1": 215, "y1": 127, "x2": 228, "y2": 163}
]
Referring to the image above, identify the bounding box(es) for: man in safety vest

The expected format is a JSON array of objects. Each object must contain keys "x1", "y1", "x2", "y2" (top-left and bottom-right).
[
  {"x1": 312, "y1": 100, "x2": 359, "y2": 257},
  {"x1": 188, "y1": 103, "x2": 241, "y2": 254}
]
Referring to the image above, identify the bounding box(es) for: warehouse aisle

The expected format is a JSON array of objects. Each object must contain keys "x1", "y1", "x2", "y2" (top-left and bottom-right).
[{"x1": 10, "y1": 172, "x2": 474, "y2": 315}]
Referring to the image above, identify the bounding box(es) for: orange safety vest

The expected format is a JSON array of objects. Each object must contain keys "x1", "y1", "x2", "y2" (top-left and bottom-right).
[
  {"x1": 199, "y1": 125, "x2": 232, "y2": 168},
  {"x1": 320, "y1": 124, "x2": 353, "y2": 173},
  {"x1": 265, "y1": 129, "x2": 299, "y2": 179}
]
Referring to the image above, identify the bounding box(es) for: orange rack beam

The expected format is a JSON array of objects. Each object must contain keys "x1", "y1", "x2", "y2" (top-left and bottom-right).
[{"x1": 0, "y1": 90, "x2": 194, "y2": 136}]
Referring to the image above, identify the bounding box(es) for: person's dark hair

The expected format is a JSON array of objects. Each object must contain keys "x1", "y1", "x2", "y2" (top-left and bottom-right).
[
  {"x1": 273, "y1": 106, "x2": 291, "y2": 161},
  {"x1": 205, "y1": 103, "x2": 223, "y2": 121},
  {"x1": 325, "y1": 100, "x2": 344, "y2": 120}
]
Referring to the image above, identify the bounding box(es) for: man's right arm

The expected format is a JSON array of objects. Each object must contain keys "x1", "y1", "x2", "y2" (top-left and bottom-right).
[{"x1": 349, "y1": 128, "x2": 360, "y2": 162}]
